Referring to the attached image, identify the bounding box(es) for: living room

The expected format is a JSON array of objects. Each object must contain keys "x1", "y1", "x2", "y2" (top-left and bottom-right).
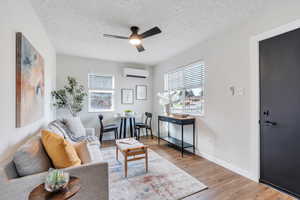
[{"x1": 1, "y1": 0, "x2": 300, "y2": 199}]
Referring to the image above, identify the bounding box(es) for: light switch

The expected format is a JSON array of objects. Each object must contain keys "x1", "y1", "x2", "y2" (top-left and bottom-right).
[
  {"x1": 237, "y1": 87, "x2": 245, "y2": 96},
  {"x1": 229, "y1": 86, "x2": 235, "y2": 96}
]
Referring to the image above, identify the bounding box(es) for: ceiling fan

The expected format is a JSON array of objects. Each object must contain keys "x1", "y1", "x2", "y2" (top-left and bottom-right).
[{"x1": 103, "y1": 26, "x2": 162, "y2": 52}]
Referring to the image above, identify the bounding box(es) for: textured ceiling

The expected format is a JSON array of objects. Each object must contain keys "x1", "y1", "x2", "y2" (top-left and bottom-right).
[{"x1": 30, "y1": 0, "x2": 269, "y2": 65}]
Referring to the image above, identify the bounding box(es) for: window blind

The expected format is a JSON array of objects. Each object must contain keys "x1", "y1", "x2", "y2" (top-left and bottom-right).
[
  {"x1": 88, "y1": 74, "x2": 113, "y2": 90},
  {"x1": 184, "y1": 63, "x2": 205, "y2": 89},
  {"x1": 166, "y1": 62, "x2": 205, "y2": 90}
]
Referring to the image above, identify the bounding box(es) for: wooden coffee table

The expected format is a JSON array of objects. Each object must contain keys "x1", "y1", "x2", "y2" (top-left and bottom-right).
[
  {"x1": 29, "y1": 176, "x2": 81, "y2": 200},
  {"x1": 116, "y1": 138, "x2": 148, "y2": 177}
]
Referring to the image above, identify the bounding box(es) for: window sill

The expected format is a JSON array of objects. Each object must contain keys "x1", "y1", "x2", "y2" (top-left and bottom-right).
[{"x1": 88, "y1": 110, "x2": 114, "y2": 113}]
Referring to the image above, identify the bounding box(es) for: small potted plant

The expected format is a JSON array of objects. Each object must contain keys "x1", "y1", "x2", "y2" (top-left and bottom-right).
[
  {"x1": 124, "y1": 109, "x2": 133, "y2": 117},
  {"x1": 45, "y1": 169, "x2": 70, "y2": 192}
]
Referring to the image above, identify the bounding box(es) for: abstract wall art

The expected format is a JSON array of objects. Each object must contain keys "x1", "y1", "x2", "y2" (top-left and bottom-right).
[{"x1": 16, "y1": 32, "x2": 45, "y2": 127}]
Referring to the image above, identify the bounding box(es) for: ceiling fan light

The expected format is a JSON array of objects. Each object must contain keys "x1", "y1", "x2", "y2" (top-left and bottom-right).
[{"x1": 129, "y1": 38, "x2": 141, "y2": 46}]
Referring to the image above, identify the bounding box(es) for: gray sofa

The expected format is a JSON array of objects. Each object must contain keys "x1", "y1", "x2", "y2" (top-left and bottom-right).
[
  {"x1": 0, "y1": 159, "x2": 109, "y2": 200},
  {"x1": 0, "y1": 120, "x2": 109, "y2": 200}
]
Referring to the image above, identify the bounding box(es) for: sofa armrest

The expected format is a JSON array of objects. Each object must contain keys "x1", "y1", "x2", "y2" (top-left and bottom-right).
[
  {"x1": 0, "y1": 161, "x2": 109, "y2": 200},
  {"x1": 86, "y1": 127, "x2": 96, "y2": 137},
  {"x1": 65, "y1": 161, "x2": 109, "y2": 200}
]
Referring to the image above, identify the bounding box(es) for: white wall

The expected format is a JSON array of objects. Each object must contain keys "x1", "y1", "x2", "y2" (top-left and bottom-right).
[
  {"x1": 56, "y1": 54, "x2": 152, "y2": 139},
  {"x1": 0, "y1": 0, "x2": 56, "y2": 161},
  {"x1": 152, "y1": 0, "x2": 300, "y2": 181}
]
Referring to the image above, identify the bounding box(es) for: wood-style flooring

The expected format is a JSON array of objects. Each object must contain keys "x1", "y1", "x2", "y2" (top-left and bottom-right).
[{"x1": 102, "y1": 137, "x2": 295, "y2": 200}]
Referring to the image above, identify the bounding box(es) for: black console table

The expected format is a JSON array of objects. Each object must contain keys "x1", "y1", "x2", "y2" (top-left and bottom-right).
[{"x1": 157, "y1": 115, "x2": 195, "y2": 157}]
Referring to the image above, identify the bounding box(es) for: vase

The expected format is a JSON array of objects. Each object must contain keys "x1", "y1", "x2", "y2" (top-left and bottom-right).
[{"x1": 165, "y1": 104, "x2": 171, "y2": 116}]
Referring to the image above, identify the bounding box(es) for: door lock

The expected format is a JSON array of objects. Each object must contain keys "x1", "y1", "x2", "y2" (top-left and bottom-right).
[{"x1": 263, "y1": 110, "x2": 270, "y2": 116}]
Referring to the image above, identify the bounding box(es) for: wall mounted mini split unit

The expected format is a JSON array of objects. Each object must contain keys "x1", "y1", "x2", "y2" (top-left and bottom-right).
[{"x1": 123, "y1": 68, "x2": 149, "y2": 78}]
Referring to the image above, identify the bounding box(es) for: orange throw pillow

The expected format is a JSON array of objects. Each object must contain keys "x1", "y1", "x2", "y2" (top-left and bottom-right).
[{"x1": 41, "y1": 130, "x2": 81, "y2": 169}]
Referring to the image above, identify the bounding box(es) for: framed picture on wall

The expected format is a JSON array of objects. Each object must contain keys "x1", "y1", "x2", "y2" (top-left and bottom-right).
[
  {"x1": 136, "y1": 85, "x2": 147, "y2": 100},
  {"x1": 121, "y1": 89, "x2": 134, "y2": 104}
]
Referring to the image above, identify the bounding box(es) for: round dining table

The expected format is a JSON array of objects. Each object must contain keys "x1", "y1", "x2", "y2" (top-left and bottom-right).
[{"x1": 118, "y1": 114, "x2": 137, "y2": 138}]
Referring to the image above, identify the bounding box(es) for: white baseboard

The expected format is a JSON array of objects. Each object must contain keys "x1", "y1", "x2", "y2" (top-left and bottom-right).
[
  {"x1": 152, "y1": 132, "x2": 259, "y2": 182},
  {"x1": 195, "y1": 150, "x2": 258, "y2": 182}
]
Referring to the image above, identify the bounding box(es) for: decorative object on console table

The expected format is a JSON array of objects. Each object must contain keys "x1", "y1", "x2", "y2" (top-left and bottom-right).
[
  {"x1": 29, "y1": 176, "x2": 81, "y2": 200},
  {"x1": 157, "y1": 115, "x2": 195, "y2": 157},
  {"x1": 157, "y1": 90, "x2": 183, "y2": 115},
  {"x1": 16, "y1": 32, "x2": 45, "y2": 127},
  {"x1": 51, "y1": 76, "x2": 87, "y2": 117},
  {"x1": 121, "y1": 88, "x2": 134, "y2": 104},
  {"x1": 136, "y1": 85, "x2": 147, "y2": 100}
]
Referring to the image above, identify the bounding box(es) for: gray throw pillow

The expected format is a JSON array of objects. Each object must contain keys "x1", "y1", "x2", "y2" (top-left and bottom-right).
[{"x1": 13, "y1": 136, "x2": 52, "y2": 177}]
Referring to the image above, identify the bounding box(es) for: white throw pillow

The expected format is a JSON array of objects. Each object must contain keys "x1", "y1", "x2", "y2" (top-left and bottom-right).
[
  {"x1": 64, "y1": 117, "x2": 86, "y2": 138},
  {"x1": 74, "y1": 141, "x2": 103, "y2": 164}
]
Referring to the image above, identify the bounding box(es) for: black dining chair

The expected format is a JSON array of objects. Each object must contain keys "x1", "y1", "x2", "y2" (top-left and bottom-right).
[
  {"x1": 135, "y1": 112, "x2": 153, "y2": 140},
  {"x1": 98, "y1": 114, "x2": 118, "y2": 143}
]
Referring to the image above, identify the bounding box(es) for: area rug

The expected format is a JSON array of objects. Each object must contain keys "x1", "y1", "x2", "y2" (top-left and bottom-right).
[{"x1": 101, "y1": 147, "x2": 207, "y2": 200}]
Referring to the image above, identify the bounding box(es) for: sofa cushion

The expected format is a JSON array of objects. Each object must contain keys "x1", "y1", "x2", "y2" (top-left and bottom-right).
[
  {"x1": 63, "y1": 117, "x2": 86, "y2": 138},
  {"x1": 13, "y1": 136, "x2": 52, "y2": 177},
  {"x1": 74, "y1": 141, "x2": 103, "y2": 164},
  {"x1": 41, "y1": 130, "x2": 81, "y2": 169}
]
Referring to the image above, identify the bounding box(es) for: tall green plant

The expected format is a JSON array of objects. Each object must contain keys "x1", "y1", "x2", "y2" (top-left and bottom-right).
[{"x1": 51, "y1": 77, "x2": 87, "y2": 117}]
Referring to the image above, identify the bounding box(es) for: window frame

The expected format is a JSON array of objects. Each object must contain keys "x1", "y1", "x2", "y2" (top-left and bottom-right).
[
  {"x1": 88, "y1": 74, "x2": 115, "y2": 112},
  {"x1": 164, "y1": 61, "x2": 205, "y2": 116}
]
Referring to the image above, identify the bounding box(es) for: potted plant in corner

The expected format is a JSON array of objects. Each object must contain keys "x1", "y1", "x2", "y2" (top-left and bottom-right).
[{"x1": 51, "y1": 76, "x2": 87, "y2": 117}]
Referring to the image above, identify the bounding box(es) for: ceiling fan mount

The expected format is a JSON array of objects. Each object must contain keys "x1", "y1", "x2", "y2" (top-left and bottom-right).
[
  {"x1": 103, "y1": 26, "x2": 162, "y2": 52},
  {"x1": 130, "y1": 26, "x2": 139, "y2": 34}
]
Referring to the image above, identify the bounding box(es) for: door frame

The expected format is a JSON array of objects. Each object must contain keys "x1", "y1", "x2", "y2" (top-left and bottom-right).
[{"x1": 250, "y1": 19, "x2": 300, "y2": 182}]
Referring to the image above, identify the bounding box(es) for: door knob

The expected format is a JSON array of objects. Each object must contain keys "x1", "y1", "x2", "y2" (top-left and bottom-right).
[{"x1": 264, "y1": 120, "x2": 277, "y2": 126}]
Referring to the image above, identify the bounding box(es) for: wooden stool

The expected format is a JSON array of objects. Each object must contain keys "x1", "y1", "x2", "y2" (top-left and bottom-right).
[{"x1": 116, "y1": 138, "x2": 148, "y2": 177}]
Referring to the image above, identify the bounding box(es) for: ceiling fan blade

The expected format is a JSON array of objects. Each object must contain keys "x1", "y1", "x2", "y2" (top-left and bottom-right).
[
  {"x1": 140, "y1": 27, "x2": 162, "y2": 39},
  {"x1": 136, "y1": 44, "x2": 145, "y2": 52},
  {"x1": 103, "y1": 34, "x2": 129, "y2": 39}
]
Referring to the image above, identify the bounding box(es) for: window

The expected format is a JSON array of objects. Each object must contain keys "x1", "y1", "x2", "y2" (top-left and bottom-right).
[
  {"x1": 88, "y1": 74, "x2": 114, "y2": 112},
  {"x1": 164, "y1": 61, "x2": 205, "y2": 115}
]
